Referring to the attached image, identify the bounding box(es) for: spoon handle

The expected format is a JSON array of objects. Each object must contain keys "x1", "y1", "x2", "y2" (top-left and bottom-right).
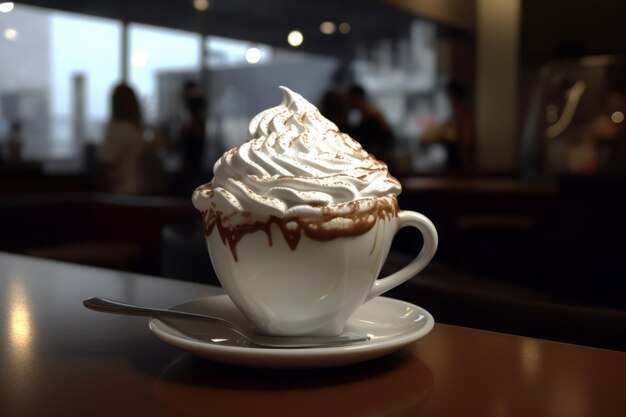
[{"x1": 83, "y1": 297, "x2": 235, "y2": 329}]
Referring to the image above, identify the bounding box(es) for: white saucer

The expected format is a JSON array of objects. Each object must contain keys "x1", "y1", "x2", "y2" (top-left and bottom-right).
[{"x1": 149, "y1": 294, "x2": 434, "y2": 368}]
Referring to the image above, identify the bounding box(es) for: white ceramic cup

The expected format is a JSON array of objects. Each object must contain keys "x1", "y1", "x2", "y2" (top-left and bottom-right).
[{"x1": 205, "y1": 209, "x2": 438, "y2": 337}]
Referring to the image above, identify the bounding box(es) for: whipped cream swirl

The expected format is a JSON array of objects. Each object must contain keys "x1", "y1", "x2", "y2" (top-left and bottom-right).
[{"x1": 193, "y1": 86, "x2": 401, "y2": 218}]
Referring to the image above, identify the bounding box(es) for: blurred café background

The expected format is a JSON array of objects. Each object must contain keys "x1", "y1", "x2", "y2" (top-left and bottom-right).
[{"x1": 2, "y1": 0, "x2": 626, "y2": 349}]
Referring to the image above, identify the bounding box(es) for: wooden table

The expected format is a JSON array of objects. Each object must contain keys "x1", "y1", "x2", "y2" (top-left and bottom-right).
[{"x1": 1, "y1": 252, "x2": 625, "y2": 417}]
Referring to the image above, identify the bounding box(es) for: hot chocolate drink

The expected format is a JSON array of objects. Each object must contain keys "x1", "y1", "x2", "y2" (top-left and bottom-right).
[
  {"x1": 193, "y1": 86, "x2": 401, "y2": 259},
  {"x1": 193, "y1": 87, "x2": 437, "y2": 337}
]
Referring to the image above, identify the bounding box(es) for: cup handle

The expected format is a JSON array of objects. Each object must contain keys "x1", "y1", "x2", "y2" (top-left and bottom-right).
[{"x1": 365, "y1": 211, "x2": 438, "y2": 302}]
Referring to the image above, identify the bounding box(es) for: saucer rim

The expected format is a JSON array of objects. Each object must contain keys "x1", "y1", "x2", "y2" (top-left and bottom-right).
[{"x1": 149, "y1": 294, "x2": 434, "y2": 367}]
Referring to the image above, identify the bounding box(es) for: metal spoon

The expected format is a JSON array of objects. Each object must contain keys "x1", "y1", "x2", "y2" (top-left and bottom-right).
[{"x1": 83, "y1": 297, "x2": 369, "y2": 349}]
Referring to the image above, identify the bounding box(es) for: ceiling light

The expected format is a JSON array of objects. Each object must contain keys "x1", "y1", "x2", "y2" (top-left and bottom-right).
[
  {"x1": 0, "y1": 2, "x2": 14, "y2": 13},
  {"x1": 245, "y1": 47, "x2": 261, "y2": 64},
  {"x1": 611, "y1": 111, "x2": 624, "y2": 124},
  {"x1": 193, "y1": 0, "x2": 209, "y2": 11},
  {"x1": 4, "y1": 28, "x2": 17, "y2": 41},
  {"x1": 287, "y1": 30, "x2": 303, "y2": 47},
  {"x1": 320, "y1": 21, "x2": 336, "y2": 35},
  {"x1": 339, "y1": 23, "x2": 351, "y2": 34}
]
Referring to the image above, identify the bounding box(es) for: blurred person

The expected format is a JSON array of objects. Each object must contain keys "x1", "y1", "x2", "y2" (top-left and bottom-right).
[
  {"x1": 7, "y1": 120, "x2": 24, "y2": 163},
  {"x1": 345, "y1": 85, "x2": 394, "y2": 162},
  {"x1": 420, "y1": 80, "x2": 475, "y2": 171},
  {"x1": 99, "y1": 84, "x2": 164, "y2": 195},
  {"x1": 176, "y1": 80, "x2": 207, "y2": 195},
  {"x1": 319, "y1": 89, "x2": 348, "y2": 132}
]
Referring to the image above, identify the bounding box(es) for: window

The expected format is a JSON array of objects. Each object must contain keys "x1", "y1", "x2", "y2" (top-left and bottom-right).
[
  {"x1": 50, "y1": 12, "x2": 121, "y2": 153},
  {"x1": 0, "y1": 4, "x2": 121, "y2": 159},
  {"x1": 128, "y1": 23, "x2": 201, "y2": 123}
]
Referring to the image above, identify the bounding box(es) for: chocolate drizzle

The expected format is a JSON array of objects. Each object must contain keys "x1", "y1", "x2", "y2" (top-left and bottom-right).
[{"x1": 201, "y1": 196, "x2": 399, "y2": 261}]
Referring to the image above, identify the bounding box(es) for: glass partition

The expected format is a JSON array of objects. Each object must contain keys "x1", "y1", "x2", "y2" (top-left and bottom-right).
[
  {"x1": 0, "y1": 4, "x2": 121, "y2": 160},
  {"x1": 521, "y1": 55, "x2": 626, "y2": 178},
  {"x1": 128, "y1": 23, "x2": 201, "y2": 123}
]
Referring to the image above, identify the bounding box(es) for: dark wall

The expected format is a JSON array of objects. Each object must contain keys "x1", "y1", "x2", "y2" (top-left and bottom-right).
[{"x1": 522, "y1": 0, "x2": 626, "y2": 63}]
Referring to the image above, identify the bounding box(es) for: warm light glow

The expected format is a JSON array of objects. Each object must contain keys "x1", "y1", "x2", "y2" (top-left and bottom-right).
[
  {"x1": 546, "y1": 104, "x2": 558, "y2": 123},
  {"x1": 4, "y1": 28, "x2": 17, "y2": 41},
  {"x1": 518, "y1": 338, "x2": 542, "y2": 383},
  {"x1": 287, "y1": 30, "x2": 303, "y2": 47},
  {"x1": 320, "y1": 21, "x2": 336, "y2": 35},
  {"x1": 8, "y1": 278, "x2": 36, "y2": 402},
  {"x1": 0, "y1": 2, "x2": 14, "y2": 13},
  {"x1": 3, "y1": 27, "x2": 17, "y2": 40},
  {"x1": 10, "y1": 294, "x2": 32, "y2": 350},
  {"x1": 193, "y1": 0, "x2": 209, "y2": 11},
  {"x1": 131, "y1": 48, "x2": 149, "y2": 68},
  {"x1": 339, "y1": 22, "x2": 351, "y2": 34},
  {"x1": 8, "y1": 278, "x2": 34, "y2": 354},
  {"x1": 611, "y1": 111, "x2": 624, "y2": 123},
  {"x1": 245, "y1": 47, "x2": 261, "y2": 64}
]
